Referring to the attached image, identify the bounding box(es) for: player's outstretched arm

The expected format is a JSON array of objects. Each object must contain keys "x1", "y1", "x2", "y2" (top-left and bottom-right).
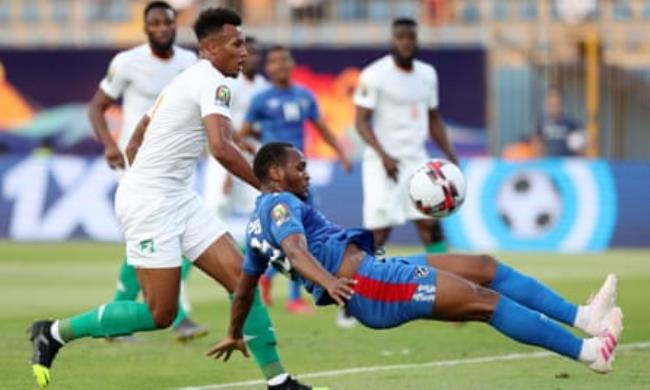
[
  {"x1": 206, "y1": 272, "x2": 258, "y2": 362},
  {"x1": 125, "y1": 114, "x2": 150, "y2": 165},
  {"x1": 355, "y1": 106, "x2": 399, "y2": 181},
  {"x1": 88, "y1": 89, "x2": 125, "y2": 169},
  {"x1": 428, "y1": 109, "x2": 459, "y2": 165},
  {"x1": 280, "y1": 233, "x2": 356, "y2": 306},
  {"x1": 312, "y1": 119, "x2": 352, "y2": 172},
  {"x1": 204, "y1": 114, "x2": 260, "y2": 190}
]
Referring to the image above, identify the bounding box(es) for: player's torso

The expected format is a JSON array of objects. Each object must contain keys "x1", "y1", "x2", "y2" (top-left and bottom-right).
[
  {"x1": 256, "y1": 87, "x2": 310, "y2": 150},
  {"x1": 118, "y1": 45, "x2": 197, "y2": 150}
]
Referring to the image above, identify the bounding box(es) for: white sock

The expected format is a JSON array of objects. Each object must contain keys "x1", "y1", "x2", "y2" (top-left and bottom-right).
[
  {"x1": 50, "y1": 321, "x2": 65, "y2": 345},
  {"x1": 573, "y1": 305, "x2": 590, "y2": 331},
  {"x1": 267, "y1": 373, "x2": 289, "y2": 386},
  {"x1": 578, "y1": 337, "x2": 599, "y2": 364}
]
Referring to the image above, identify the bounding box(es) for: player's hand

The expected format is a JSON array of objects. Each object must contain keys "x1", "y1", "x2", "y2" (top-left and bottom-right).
[
  {"x1": 223, "y1": 174, "x2": 234, "y2": 195},
  {"x1": 339, "y1": 153, "x2": 353, "y2": 173},
  {"x1": 380, "y1": 153, "x2": 400, "y2": 182},
  {"x1": 325, "y1": 277, "x2": 357, "y2": 306},
  {"x1": 205, "y1": 336, "x2": 249, "y2": 362},
  {"x1": 104, "y1": 143, "x2": 126, "y2": 170}
]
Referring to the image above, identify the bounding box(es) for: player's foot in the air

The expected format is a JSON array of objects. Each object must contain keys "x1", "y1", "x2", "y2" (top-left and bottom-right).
[
  {"x1": 268, "y1": 375, "x2": 327, "y2": 390},
  {"x1": 587, "y1": 306, "x2": 623, "y2": 374},
  {"x1": 286, "y1": 298, "x2": 316, "y2": 315},
  {"x1": 174, "y1": 318, "x2": 208, "y2": 342},
  {"x1": 584, "y1": 273, "x2": 617, "y2": 336},
  {"x1": 260, "y1": 275, "x2": 273, "y2": 306},
  {"x1": 28, "y1": 320, "x2": 62, "y2": 388}
]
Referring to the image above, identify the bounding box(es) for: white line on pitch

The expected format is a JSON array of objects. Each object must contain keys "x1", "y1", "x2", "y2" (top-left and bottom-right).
[{"x1": 177, "y1": 341, "x2": 650, "y2": 390}]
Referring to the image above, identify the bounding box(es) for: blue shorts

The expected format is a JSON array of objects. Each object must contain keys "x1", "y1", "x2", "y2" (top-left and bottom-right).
[{"x1": 346, "y1": 254, "x2": 437, "y2": 329}]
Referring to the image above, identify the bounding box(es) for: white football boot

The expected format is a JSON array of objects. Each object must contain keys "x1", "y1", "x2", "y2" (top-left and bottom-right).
[
  {"x1": 583, "y1": 274, "x2": 618, "y2": 337},
  {"x1": 588, "y1": 306, "x2": 624, "y2": 374}
]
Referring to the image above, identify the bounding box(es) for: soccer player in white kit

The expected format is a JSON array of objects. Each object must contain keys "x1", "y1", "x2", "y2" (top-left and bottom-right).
[
  {"x1": 87, "y1": 1, "x2": 206, "y2": 341},
  {"x1": 203, "y1": 36, "x2": 268, "y2": 221},
  {"x1": 354, "y1": 18, "x2": 459, "y2": 252},
  {"x1": 30, "y1": 8, "x2": 314, "y2": 390}
]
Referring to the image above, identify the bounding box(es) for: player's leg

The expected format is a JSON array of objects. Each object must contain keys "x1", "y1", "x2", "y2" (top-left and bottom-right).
[
  {"x1": 172, "y1": 257, "x2": 208, "y2": 341},
  {"x1": 423, "y1": 253, "x2": 617, "y2": 335},
  {"x1": 371, "y1": 227, "x2": 392, "y2": 248},
  {"x1": 190, "y1": 234, "x2": 293, "y2": 384},
  {"x1": 433, "y1": 270, "x2": 622, "y2": 372},
  {"x1": 362, "y1": 154, "x2": 396, "y2": 249},
  {"x1": 414, "y1": 218, "x2": 447, "y2": 253},
  {"x1": 112, "y1": 257, "x2": 141, "y2": 301}
]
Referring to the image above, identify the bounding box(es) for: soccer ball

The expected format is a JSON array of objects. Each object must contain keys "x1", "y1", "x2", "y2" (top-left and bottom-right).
[{"x1": 408, "y1": 159, "x2": 466, "y2": 218}]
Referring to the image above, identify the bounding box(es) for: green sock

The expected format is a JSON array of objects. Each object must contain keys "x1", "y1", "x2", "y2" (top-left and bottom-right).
[
  {"x1": 58, "y1": 301, "x2": 157, "y2": 342},
  {"x1": 172, "y1": 257, "x2": 193, "y2": 328},
  {"x1": 230, "y1": 289, "x2": 285, "y2": 379},
  {"x1": 113, "y1": 257, "x2": 141, "y2": 301},
  {"x1": 425, "y1": 241, "x2": 448, "y2": 254}
]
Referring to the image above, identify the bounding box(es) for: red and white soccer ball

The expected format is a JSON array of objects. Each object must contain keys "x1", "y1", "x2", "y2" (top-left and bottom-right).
[{"x1": 408, "y1": 159, "x2": 466, "y2": 218}]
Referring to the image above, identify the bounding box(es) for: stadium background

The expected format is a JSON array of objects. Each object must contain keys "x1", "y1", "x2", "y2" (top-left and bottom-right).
[{"x1": 1, "y1": 1, "x2": 649, "y2": 389}]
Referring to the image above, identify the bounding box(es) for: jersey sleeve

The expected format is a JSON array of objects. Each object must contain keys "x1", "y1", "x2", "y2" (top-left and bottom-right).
[
  {"x1": 268, "y1": 195, "x2": 305, "y2": 244},
  {"x1": 200, "y1": 78, "x2": 233, "y2": 119},
  {"x1": 354, "y1": 67, "x2": 379, "y2": 109},
  {"x1": 242, "y1": 246, "x2": 268, "y2": 276},
  {"x1": 99, "y1": 53, "x2": 130, "y2": 100},
  {"x1": 305, "y1": 89, "x2": 321, "y2": 121},
  {"x1": 428, "y1": 67, "x2": 440, "y2": 109}
]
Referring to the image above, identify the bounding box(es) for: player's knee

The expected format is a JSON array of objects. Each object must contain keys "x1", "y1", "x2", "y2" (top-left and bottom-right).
[
  {"x1": 476, "y1": 254, "x2": 498, "y2": 284},
  {"x1": 454, "y1": 285, "x2": 498, "y2": 322},
  {"x1": 151, "y1": 305, "x2": 178, "y2": 329}
]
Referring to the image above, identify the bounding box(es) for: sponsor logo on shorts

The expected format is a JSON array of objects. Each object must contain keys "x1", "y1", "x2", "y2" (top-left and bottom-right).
[
  {"x1": 139, "y1": 239, "x2": 155, "y2": 254},
  {"x1": 412, "y1": 284, "x2": 436, "y2": 302},
  {"x1": 271, "y1": 203, "x2": 290, "y2": 226},
  {"x1": 215, "y1": 85, "x2": 231, "y2": 107},
  {"x1": 414, "y1": 266, "x2": 429, "y2": 278}
]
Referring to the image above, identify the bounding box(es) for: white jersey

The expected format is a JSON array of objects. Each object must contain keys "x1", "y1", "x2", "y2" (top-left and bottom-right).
[
  {"x1": 354, "y1": 55, "x2": 439, "y2": 160},
  {"x1": 99, "y1": 43, "x2": 197, "y2": 150},
  {"x1": 230, "y1": 73, "x2": 268, "y2": 130},
  {"x1": 124, "y1": 59, "x2": 234, "y2": 195}
]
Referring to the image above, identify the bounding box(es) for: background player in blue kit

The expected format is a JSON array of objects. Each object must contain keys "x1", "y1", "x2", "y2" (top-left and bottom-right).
[
  {"x1": 208, "y1": 142, "x2": 623, "y2": 375},
  {"x1": 240, "y1": 45, "x2": 352, "y2": 314}
]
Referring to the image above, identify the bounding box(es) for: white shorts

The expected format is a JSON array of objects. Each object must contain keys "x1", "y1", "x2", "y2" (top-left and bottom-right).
[
  {"x1": 362, "y1": 154, "x2": 431, "y2": 229},
  {"x1": 115, "y1": 183, "x2": 227, "y2": 269},
  {"x1": 203, "y1": 157, "x2": 259, "y2": 219}
]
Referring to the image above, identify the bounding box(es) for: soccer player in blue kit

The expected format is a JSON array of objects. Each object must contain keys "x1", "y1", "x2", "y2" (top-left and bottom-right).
[
  {"x1": 240, "y1": 45, "x2": 352, "y2": 313},
  {"x1": 208, "y1": 142, "x2": 624, "y2": 375}
]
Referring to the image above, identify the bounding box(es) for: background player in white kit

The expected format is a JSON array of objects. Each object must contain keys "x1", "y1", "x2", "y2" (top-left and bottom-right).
[
  {"x1": 30, "y1": 8, "x2": 314, "y2": 390},
  {"x1": 87, "y1": 1, "x2": 206, "y2": 341},
  {"x1": 203, "y1": 36, "x2": 267, "y2": 222},
  {"x1": 354, "y1": 17, "x2": 459, "y2": 253}
]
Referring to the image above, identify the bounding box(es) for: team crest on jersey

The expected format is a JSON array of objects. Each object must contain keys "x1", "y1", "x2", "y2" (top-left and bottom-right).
[
  {"x1": 215, "y1": 85, "x2": 231, "y2": 107},
  {"x1": 139, "y1": 239, "x2": 155, "y2": 254},
  {"x1": 414, "y1": 266, "x2": 429, "y2": 278},
  {"x1": 271, "y1": 203, "x2": 290, "y2": 226}
]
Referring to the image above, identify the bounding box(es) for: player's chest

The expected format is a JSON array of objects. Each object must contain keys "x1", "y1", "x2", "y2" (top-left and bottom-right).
[
  {"x1": 128, "y1": 62, "x2": 187, "y2": 97},
  {"x1": 378, "y1": 74, "x2": 432, "y2": 104},
  {"x1": 262, "y1": 96, "x2": 310, "y2": 123}
]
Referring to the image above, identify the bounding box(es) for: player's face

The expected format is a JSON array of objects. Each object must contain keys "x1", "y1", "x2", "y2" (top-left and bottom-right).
[
  {"x1": 282, "y1": 148, "x2": 310, "y2": 200},
  {"x1": 212, "y1": 25, "x2": 248, "y2": 78},
  {"x1": 242, "y1": 41, "x2": 261, "y2": 77},
  {"x1": 390, "y1": 25, "x2": 418, "y2": 65},
  {"x1": 144, "y1": 8, "x2": 176, "y2": 54},
  {"x1": 545, "y1": 91, "x2": 562, "y2": 118},
  {"x1": 266, "y1": 50, "x2": 293, "y2": 85}
]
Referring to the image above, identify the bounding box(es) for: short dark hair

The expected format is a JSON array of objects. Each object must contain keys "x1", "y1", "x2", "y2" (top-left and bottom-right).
[
  {"x1": 144, "y1": 1, "x2": 175, "y2": 19},
  {"x1": 266, "y1": 44, "x2": 289, "y2": 56},
  {"x1": 253, "y1": 142, "x2": 294, "y2": 181},
  {"x1": 392, "y1": 17, "x2": 417, "y2": 29},
  {"x1": 193, "y1": 7, "x2": 242, "y2": 41}
]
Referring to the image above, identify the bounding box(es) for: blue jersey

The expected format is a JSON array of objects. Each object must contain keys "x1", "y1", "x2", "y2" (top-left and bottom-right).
[
  {"x1": 243, "y1": 192, "x2": 374, "y2": 305},
  {"x1": 244, "y1": 85, "x2": 320, "y2": 151}
]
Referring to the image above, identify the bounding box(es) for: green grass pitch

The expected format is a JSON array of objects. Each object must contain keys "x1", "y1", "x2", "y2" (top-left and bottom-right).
[{"x1": 1, "y1": 243, "x2": 649, "y2": 389}]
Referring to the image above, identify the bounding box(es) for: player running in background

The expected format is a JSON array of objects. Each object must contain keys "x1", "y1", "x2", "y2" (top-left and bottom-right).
[
  {"x1": 30, "y1": 9, "x2": 315, "y2": 390},
  {"x1": 209, "y1": 142, "x2": 623, "y2": 375},
  {"x1": 203, "y1": 36, "x2": 267, "y2": 222},
  {"x1": 354, "y1": 18, "x2": 458, "y2": 253},
  {"x1": 240, "y1": 45, "x2": 352, "y2": 314},
  {"x1": 87, "y1": 0, "x2": 205, "y2": 341}
]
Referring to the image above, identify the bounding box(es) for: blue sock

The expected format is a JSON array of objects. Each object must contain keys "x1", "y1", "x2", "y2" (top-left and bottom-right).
[
  {"x1": 489, "y1": 296, "x2": 583, "y2": 360},
  {"x1": 490, "y1": 262, "x2": 578, "y2": 326},
  {"x1": 289, "y1": 280, "x2": 301, "y2": 301},
  {"x1": 264, "y1": 266, "x2": 277, "y2": 279}
]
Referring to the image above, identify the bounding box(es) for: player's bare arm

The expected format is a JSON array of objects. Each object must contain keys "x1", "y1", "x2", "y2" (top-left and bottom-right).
[
  {"x1": 280, "y1": 233, "x2": 356, "y2": 306},
  {"x1": 428, "y1": 109, "x2": 459, "y2": 165},
  {"x1": 88, "y1": 89, "x2": 125, "y2": 169},
  {"x1": 206, "y1": 272, "x2": 258, "y2": 361},
  {"x1": 312, "y1": 119, "x2": 353, "y2": 172},
  {"x1": 204, "y1": 114, "x2": 260, "y2": 189},
  {"x1": 125, "y1": 114, "x2": 150, "y2": 165},
  {"x1": 355, "y1": 105, "x2": 399, "y2": 181}
]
